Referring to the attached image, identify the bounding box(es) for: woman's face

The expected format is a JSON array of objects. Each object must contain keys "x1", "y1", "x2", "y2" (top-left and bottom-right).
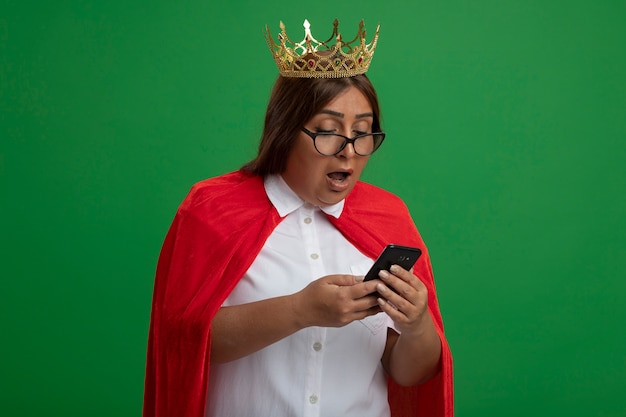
[{"x1": 282, "y1": 86, "x2": 374, "y2": 207}]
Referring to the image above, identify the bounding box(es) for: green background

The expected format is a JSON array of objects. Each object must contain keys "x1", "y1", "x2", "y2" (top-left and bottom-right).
[{"x1": 1, "y1": 0, "x2": 625, "y2": 416}]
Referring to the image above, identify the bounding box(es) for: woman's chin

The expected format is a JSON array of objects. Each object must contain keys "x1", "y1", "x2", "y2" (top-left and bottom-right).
[{"x1": 316, "y1": 187, "x2": 352, "y2": 207}]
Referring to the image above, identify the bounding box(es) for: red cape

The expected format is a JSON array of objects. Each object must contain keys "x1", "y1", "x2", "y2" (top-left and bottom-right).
[{"x1": 144, "y1": 170, "x2": 453, "y2": 417}]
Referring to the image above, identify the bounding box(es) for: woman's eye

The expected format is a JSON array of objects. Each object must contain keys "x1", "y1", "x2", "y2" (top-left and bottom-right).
[
  {"x1": 353, "y1": 130, "x2": 368, "y2": 136},
  {"x1": 315, "y1": 128, "x2": 335, "y2": 134}
]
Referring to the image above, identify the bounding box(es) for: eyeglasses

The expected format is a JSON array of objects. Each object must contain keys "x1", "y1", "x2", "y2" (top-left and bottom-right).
[{"x1": 301, "y1": 127, "x2": 386, "y2": 156}]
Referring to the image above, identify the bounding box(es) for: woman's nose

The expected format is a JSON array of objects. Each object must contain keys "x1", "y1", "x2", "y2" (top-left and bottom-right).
[{"x1": 336, "y1": 140, "x2": 357, "y2": 159}]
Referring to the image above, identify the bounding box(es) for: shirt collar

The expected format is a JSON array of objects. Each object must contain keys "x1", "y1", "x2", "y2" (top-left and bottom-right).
[{"x1": 264, "y1": 174, "x2": 344, "y2": 219}]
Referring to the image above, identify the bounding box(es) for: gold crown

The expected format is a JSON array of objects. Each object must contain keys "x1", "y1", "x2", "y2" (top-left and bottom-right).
[{"x1": 264, "y1": 19, "x2": 380, "y2": 78}]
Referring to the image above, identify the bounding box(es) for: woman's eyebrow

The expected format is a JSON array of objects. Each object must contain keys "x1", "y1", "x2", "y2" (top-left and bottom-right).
[
  {"x1": 319, "y1": 109, "x2": 344, "y2": 117},
  {"x1": 318, "y1": 109, "x2": 374, "y2": 119}
]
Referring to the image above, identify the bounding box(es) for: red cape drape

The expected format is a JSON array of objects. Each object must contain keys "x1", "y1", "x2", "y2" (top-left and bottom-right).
[{"x1": 144, "y1": 170, "x2": 453, "y2": 416}]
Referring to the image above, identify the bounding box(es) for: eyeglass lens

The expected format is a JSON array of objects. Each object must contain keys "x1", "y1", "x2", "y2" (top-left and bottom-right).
[{"x1": 315, "y1": 134, "x2": 383, "y2": 156}]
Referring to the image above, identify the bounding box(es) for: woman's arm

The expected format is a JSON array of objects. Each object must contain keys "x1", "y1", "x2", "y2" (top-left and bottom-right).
[
  {"x1": 210, "y1": 274, "x2": 382, "y2": 363},
  {"x1": 379, "y1": 265, "x2": 442, "y2": 386}
]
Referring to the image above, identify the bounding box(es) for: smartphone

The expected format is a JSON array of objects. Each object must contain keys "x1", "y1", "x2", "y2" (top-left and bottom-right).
[{"x1": 363, "y1": 244, "x2": 422, "y2": 282}]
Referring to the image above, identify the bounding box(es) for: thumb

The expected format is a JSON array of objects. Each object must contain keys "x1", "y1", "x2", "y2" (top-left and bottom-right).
[{"x1": 325, "y1": 274, "x2": 359, "y2": 286}]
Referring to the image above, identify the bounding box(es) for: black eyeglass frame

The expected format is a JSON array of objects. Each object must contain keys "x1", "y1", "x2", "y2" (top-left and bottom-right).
[{"x1": 301, "y1": 127, "x2": 386, "y2": 156}]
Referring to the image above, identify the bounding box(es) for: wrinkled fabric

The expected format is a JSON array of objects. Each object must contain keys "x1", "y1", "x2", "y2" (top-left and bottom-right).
[{"x1": 143, "y1": 170, "x2": 454, "y2": 417}]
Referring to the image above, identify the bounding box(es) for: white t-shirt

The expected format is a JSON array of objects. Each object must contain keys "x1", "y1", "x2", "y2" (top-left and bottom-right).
[{"x1": 206, "y1": 175, "x2": 393, "y2": 417}]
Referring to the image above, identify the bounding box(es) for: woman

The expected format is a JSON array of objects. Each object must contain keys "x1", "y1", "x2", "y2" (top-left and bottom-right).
[{"x1": 144, "y1": 19, "x2": 453, "y2": 417}]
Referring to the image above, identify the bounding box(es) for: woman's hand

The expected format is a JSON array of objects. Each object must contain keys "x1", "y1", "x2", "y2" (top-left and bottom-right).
[
  {"x1": 378, "y1": 265, "x2": 442, "y2": 386},
  {"x1": 375, "y1": 265, "x2": 431, "y2": 335},
  {"x1": 211, "y1": 274, "x2": 381, "y2": 364},
  {"x1": 292, "y1": 274, "x2": 382, "y2": 329}
]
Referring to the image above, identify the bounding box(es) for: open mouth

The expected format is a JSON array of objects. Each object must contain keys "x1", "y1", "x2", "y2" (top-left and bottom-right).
[
  {"x1": 327, "y1": 171, "x2": 350, "y2": 183},
  {"x1": 326, "y1": 170, "x2": 353, "y2": 192}
]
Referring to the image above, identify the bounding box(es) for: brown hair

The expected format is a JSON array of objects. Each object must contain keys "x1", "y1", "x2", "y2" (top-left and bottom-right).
[{"x1": 241, "y1": 74, "x2": 382, "y2": 175}]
